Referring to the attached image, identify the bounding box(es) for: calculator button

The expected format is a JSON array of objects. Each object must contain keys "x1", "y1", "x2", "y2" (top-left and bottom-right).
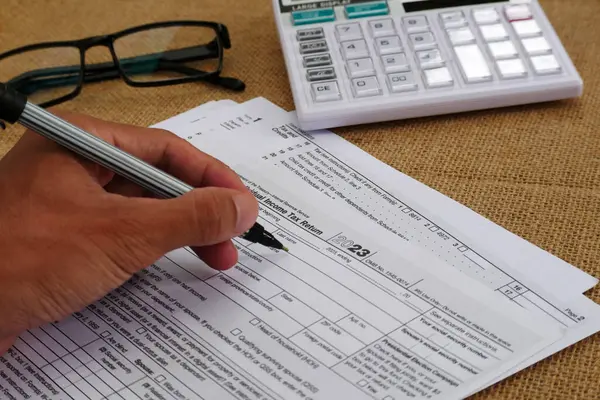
[
  {"x1": 292, "y1": 8, "x2": 336, "y2": 26},
  {"x1": 505, "y1": 4, "x2": 532, "y2": 22},
  {"x1": 375, "y1": 36, "x2": 403, "y2": 55},
  {"x1": 336, "y1": 23, "x2": 363, "y2": 41},
  {"x1": 306, "y1": 67, "x2": 336, "y2": 82},
  {"x1": 454, "y1": 45, "x2": 492, "y2": 83},
  {"x1": 488, "y1": 41, "x2": 518, "y2": 59},
  {"x1": 423, "y1": 67, "x2": 454, "y2": 88},
  {"x1": 409, "y1": 32, "x2": 436, "y2": 50},
  {"x1": 416, "y1": 49, "x2": 444, "y2": 69},
  {"x1": 341, "y1": 40, "x2": 369, "y2": 59},
  {"x1": 447, "y1": 27, "x2": 475, "y2": 45},
  {"x1": 480, "y1": 24, "x2": 509, "y2": 42},
  {"x1": 297, "y1": 28, "x2": 325, "y2": 41},
  {"x1": 473, "y1": 8, "x2": 500, "y2": 25},
  {"x1": 300, "y1": 40, "x2": 328, "y2": 55},
  {"x1": 303, "y1": 54, "x2": 332, "y2": 68},
  {"x1": 440, "y1": 11, "x2": 467, "y2": 28},
  {"x1": 512, "y1": 20, "x2": 542, "y2": 37},
  {"x1": 387, "y1": 72, "x2": 418, "y2": 93},
  {"x1": 522, "y1": 37, "x2": 551, "y2": 56},
  {"x1": 531, "y1": 55, "x2": 562, "y2": 75},
  {"x1": 369, "y1": 19, "x2": 396, "y2": 37},
  {"x1": 345, "y1": 1, "x2": 389, "y2": 19},
  {"x1": 352, "y1": 76, "x2": 382, "y2": 97},
  {"x1": 311, "y1": 81, "x2": 342, "y2": 102},
  {"x1": 346, "y1": 58, "x2": 376, "y2": 78},
  {"x1": 381, "y1": 53, "x2": 410, "y2": 73},
  {"x1": 402, "y1": 16, "x2": 429, "y2": 32},
  {"x1": 497, "y1": 59, "x2": 528, "y2": 79}
]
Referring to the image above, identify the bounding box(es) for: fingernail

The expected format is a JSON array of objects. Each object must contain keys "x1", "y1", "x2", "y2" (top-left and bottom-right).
[{"x1": 233, "y1": 193, "x2": 258, "y2": 234}]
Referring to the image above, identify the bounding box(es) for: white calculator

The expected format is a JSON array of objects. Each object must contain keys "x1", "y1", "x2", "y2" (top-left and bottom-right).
[{"x1": 271, "y1": 0, "x2": 583, "y2": 130}]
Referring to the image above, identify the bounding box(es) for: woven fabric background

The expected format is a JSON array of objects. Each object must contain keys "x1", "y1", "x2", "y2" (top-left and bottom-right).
[{"x1": 0, "y1": 0, "x2": 598, "y2": 398}]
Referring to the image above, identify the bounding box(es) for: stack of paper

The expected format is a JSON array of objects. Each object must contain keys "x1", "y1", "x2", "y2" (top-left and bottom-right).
[{"x1": 2, "y1": 98, "x2": 598, "y2": 400}]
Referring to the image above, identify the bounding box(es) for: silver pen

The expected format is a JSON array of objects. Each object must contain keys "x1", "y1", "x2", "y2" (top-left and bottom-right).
[{"x1": 0, "y1": 82, "x2": 287, "y2": 252}]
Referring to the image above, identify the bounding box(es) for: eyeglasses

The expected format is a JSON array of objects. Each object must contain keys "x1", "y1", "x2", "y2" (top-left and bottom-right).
[{"x1": 0, "y1": 20, "x2": 245, "y2": 108}]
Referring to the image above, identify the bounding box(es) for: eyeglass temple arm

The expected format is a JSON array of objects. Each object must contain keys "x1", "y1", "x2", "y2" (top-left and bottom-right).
[
  {"x1": 8, "y1": 42, "x2": 221, "y2": 92},
  {"x1": 13, "y1": 69, "x2": 119, "y2": 96},
  {"x1": 156, "y1": 61, "x2": 245, "y2": 91},
  {"x1": 10, "y1": 59, "x2": 244, "y2": 98}
]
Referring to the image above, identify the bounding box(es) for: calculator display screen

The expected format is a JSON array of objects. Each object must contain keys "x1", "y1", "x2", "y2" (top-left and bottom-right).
[
  {"x1": 403, "y1": 0, "x2": 505, "y2": 13},
  {"x1": 278, "y1": 0, "x2": 372, "y2": 13},
  {"x1": 280, "y1": 0, "x2": 326, "y2": 5}
]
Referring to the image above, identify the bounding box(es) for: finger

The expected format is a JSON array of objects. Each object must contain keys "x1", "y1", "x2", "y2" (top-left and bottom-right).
[
  {"x1": 191, "y1": 241, "x2": 239, "y2": 271},
  {"x1": 0, "y1": 336, "x2": 16, "y2": 355},
  {"x1": 127, "y1": 187, "x2": 258, "y2": 256},
  {"x1": 53, "y1": 112, "x2": 246, "y2": 193}
]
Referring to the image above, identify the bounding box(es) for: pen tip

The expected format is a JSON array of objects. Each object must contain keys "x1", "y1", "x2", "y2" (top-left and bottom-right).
[{"x1": 282, "y1": 246, "x2": 289, "y2": 252}]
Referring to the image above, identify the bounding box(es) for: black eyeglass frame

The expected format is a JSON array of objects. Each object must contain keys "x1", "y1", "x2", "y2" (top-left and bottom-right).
[{"x1": 0, "y1": 20, "x2": 233, "y2": 108}]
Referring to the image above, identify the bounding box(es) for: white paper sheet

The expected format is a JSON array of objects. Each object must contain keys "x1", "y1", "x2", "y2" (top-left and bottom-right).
[
  {"x1": 151, "y1": 100, "x2": 239, "y2": 127},
  {"x1": 154, "y1": 97, "x2": 600, "y2": 393},
  {"x1": 156, "y1": 97, "x2": 595, "y2": 307},
  {"x1": 0, "y1": 161, "x2": 563, "y2": 400},
  {"x1": 155, "y1": 97, "x2": 597, "y2": 298}
]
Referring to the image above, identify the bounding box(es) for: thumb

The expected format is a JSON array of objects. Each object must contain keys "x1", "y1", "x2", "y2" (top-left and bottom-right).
[{"x1": 132, "y1": 188, "x2": 259, "y2": 253}]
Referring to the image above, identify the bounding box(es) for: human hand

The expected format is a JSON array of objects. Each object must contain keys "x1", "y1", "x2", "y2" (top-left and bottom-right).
[{"x1": 0, "y1": 112, "x2": 258, "y2": 354}]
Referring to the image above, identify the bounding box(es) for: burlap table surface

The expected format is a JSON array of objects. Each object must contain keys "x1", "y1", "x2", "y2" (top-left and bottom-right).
[{"x1": 0, "y1": 0, "x2": 598, "y2": 398}]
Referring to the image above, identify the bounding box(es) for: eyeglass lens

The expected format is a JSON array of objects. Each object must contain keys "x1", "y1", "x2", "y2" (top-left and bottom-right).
[
  {"x1": 113, "y1": 26, "x2": 221, "y2": 83},
  {"x1": 0, "y1": 46, "x2": 81, "y2": 105}
]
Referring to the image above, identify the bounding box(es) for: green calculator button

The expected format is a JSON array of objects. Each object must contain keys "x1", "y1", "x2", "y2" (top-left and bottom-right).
[
  {"x1": 345, "y1": 1, "x2": 389, "y2": 19},
  {"x1": 291, "y1": 8, "x2": 336, "y2": 26}
]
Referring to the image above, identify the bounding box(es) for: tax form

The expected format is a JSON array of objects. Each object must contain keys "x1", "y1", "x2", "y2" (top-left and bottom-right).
[
  {"x1": 153, "y1": 98, "x2": 600, "y2": 392},
  {"x1": 156, "y1": 98, "x2": 596, "y2": 298},
  {"x1": 0, "y1": 165, "x2": 562, "y2": 400}
]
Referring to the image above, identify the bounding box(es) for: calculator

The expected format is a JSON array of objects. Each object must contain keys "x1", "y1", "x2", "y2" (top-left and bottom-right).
[{"x1": 271, "y1": 0, "x2": 583, "y2": 130}]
